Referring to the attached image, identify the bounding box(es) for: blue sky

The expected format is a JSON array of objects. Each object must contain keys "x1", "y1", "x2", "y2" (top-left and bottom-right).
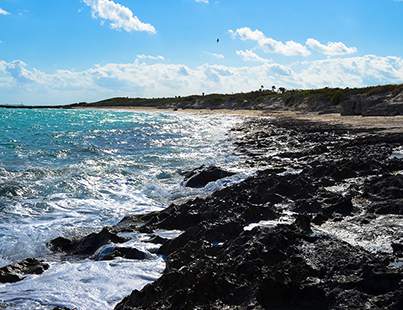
[{"x1": 0, "y1": 0, "x2": 403, "y2": 105}]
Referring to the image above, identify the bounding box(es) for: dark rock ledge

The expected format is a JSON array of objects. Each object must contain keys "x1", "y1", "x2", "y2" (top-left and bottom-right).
[
  {"x1": 0, "y1": 258, "x2": 49, "y2": 284},
  {"x1": 45, "y1": 117, "x2": 403, "y2": 309},
  {"x1": 181, "y1": 165, "x2": 235, "y2": 188}
]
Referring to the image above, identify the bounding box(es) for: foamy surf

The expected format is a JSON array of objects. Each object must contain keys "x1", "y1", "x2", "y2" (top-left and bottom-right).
[{"x1": 0, "y1": 108, "x2": 245, "y2": 309}]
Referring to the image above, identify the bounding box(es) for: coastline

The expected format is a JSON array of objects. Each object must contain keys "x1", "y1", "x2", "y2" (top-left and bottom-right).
[
  {"x1": 112, "y1": 115, "x2": 403, "y2": 309},
  {"x1": 73, "y1": 106, "x2": 268, "y2": 117},
  {"x1": 76, "y1": 106, "x2": 403, "y2": 132},
  {"x1": 1, "y1": 108, "x2": 402, "y2": 309},
  {"x1": 49, "y1": 114, "x2": 403, "y2": 309}
]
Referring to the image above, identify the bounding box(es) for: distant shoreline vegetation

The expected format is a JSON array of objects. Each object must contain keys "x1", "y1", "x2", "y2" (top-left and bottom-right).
[{"x1": 1, "y1": 83, "x2": 403, "y2": 116}]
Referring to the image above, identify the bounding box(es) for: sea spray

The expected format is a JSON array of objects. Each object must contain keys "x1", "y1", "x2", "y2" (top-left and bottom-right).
[{"x1": 0, "y1": 108, "x2": 244, "y2": 309}]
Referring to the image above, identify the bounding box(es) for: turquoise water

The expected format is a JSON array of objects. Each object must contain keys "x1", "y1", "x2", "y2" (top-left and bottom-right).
[{"x1": 0, "y1": 108, "x2": 243, "y2": 309}]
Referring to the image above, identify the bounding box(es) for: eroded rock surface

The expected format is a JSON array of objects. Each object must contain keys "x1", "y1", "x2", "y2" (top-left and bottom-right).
[
  {"x1": 182, "y1": 165, "x2": 235, "y2": 188},
  {"x1": 48, "y1": 227, "x2": 128, "y2": 257},
  {"x1": 44, "y1": 116, "x2": 403, "y2": 309},
  {"x1": 0, "y1": 258, "x2": 49, "y2": 284},
  {"x1": 112, "y1": 118, "x2": 403, "y2": 309}
]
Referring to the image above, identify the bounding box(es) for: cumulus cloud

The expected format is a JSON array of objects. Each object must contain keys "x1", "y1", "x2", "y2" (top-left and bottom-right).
[
  {"x1": 83, "y1": 0, "x2": 156, "y2": 33},
  {"x1": 0, "y1": 8, "x2": 10, "y2": 15},
  {"x1": 195, "y1": 0, "x2": 209, "y2": 4},
  {"x1": 230, "y1": 27, "x2": 357, "y2": 57},
  {"x1": 306, "y1": 38, "x2": 357, "y2": 56},
  {"x1": 236, "y1": 50, "x2": 270, "y2": 63},
  {"x1": 230, "y1": 27, "x2": 310, "y2": 57},
  {"x1": 0, "y1": 55, "x2": 402, "y2": 105}
]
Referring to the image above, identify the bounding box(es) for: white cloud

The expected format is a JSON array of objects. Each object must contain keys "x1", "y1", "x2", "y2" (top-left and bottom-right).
[
  {"x1": 205, "y1": 52, "x2": 225, "y2": 59},
  {"x1": 0, "y1": 55, "x2": 402, "y2": 105},
  {"x1": 195, "y1": 0, "x2": 209, "y2": 4},
  {"x1": 83, "y1": 0, "x2": 156, "y2": 33},
  {"x1": 135, "y1": 54, "x2": 165, "y2": 62},
  {"x1": 306, "y1": 38, "x2": 357, "y2": 56},
  {"x1": 230, "y1": 27, "x2": 358, "y2": 57},
  {"x1": 0, "y1": 8, "x2": 10, "y2": 15},
  {"x1": 230, "y1": 27, "x2": 310, "y2": 57},
  {"x1": 236, "y1": 50, "x2": 270, "y2": 63}
]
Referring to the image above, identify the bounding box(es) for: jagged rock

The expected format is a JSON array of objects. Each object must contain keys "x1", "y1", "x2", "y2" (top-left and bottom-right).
[
  {"x1": 93, "y1": 245, "x2": 149, "y2": 261},
  {"x1": 392, "y1": 243, "x2": 403, "y2": 257},
  {"x1": 49, "y1": 237, "x2": 74, "y2": 252},
  {"x1": 114, "y1": 117, "x2": 403, "y2": 309},
  {"x1": 368, "y1": 199, "x2": 403, "y2": 215},
  {"x1": 364, "y1": 175, "x2": 403, "y2": 200},
  {"x1": 48, "y1": 228, "x2": 128, "y2": 257},
  {"x1": 0, "y1": 258, "x2": 49, "y2": 284},
  {"x1": 182, "y1": 165, "x2": 235, "y2": 188},
  {"x1": 148, "y1": 235, "x2": 170, "y2": 245},
  {"x1": 293, "y1": 214, "x2": 312, "y2": 233}
]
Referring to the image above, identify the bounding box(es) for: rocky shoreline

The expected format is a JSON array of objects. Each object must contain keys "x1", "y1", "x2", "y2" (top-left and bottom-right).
[{"x1": 1, "y1": 115, "x2": 403, "y2": 309}]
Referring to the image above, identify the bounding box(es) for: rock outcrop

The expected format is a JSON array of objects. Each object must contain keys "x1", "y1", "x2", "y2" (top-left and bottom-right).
[
  {"x1": 45, "y1": 116, "x2": 403, "y2": 309},
  {"x1": 0, "y1": 258, "x2": 49, "y2": 284},
  {"x1": 111, "y1": 117, "x2": 403, "y2": 309},
  {"x1": 48, "y1": 227, "x2": 128, "y2": 257},
  {"x1": 181, "y1": 165, "x2": 235, "y2": 188}
]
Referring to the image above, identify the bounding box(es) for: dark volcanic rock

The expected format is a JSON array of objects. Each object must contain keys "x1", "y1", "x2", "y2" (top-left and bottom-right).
[
  {"x1": 113, "y1": 117, "x2": 403, "y2": 310},
  {"x1": 368, "y1": 199, "x2": 403, "y2": 215},
  {"x1": 116, "y1": 223, "x2": 403, "y2": 310},
  {"x1": 48, "y1": 227, "x2": 128, "y2": 257},
  {"x1": 182, "y1": 165, "x2": 235, "y2": 188},
  {"x1": 93, "y1": 245, "x2": 149, "y2": 261},
  {"x1": 0, "y1": 258, "x2": 49, "y2": 283},
  {"x1": 362, "y1": 175, "x2": 403, "y2": 215},
  {"x1": 364, "y1": 175, "x2": 403, "y2": 200},
  {"x1": 392, "y1": 243, "x2": 403, "y2": 257},
  {"x1": 148, "y1": 235, "x2": 169, "y2": 245}
]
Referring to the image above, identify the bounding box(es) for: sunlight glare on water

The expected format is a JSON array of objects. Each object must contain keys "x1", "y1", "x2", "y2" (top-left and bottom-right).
[{"x1": 0, "y1": 108, "x2": 244, "y2": 309}]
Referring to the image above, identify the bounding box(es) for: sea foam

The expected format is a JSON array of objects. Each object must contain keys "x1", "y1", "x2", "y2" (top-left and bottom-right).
[{"x1": 0, "y1": 108, "x2": 244, "y2": 309}]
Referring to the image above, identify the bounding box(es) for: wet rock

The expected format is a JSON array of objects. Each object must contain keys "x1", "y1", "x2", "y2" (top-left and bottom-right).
[
  {"x1": 0, "y1": 258, "x2": 49, "y2": 283},
  {"x1": 368, "y1": 199, "x2": 403, "y2": 215},
  {"x1": 257, "y1": 280, "x2": 329, "y2": 310},
  {"x1": 114, "y1": 212, "x2": 159, "y2": 233},
  {"x1": 293, "y1": 190, "x2": 354, "y2": 222},
  {"x1": 116, "y1": 222, "x2": 399, "y2": 310},
  {"x1": 293, "y1": 214, "x2": 312, "y2": 233},
  {"x1": 364, "y1": 175, "x2": 403, "y2": 201},
  {"x1": 49, "y1": 237, "x2": 74, "y2": 253},
  {"x1": 182, "y1": 165, "x2": 235, "y2": 188},
  {"x1": 93, "y1": 245, "x2": 149, "y2": 261},
  {"x1": 148, "y1": 235, "x2": 169, "y2": 245},
  {"x1": 392, "y1": 243, "x2": 403, "y2": 257},
  {"x1": 0, "y1": 182, "x2": 26, "y2": 198},
  {"x1": 49, "y1": 227, "x2": 128, "y2": 257},
  {"x1": 113, "y1": 117, "x2": 403, "y2": 309},
  {"x1": 358, "y1": 266, "x2": 402, "y2": 295}
]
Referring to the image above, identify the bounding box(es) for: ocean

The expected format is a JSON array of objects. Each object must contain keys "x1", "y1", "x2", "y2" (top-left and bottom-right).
[{"x1": 0, "y1": 108, "x2": 244, "y2": 309}]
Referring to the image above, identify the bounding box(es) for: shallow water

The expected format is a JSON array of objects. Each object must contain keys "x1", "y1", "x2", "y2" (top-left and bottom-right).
[{"x1": 0, "y1": 108, "x2": 244, "y2": 309}]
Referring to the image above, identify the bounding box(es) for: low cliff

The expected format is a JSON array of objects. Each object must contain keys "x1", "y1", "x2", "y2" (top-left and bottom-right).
[{"x1": 70, "y1": 84, "x2": 403, "y2": 116}]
